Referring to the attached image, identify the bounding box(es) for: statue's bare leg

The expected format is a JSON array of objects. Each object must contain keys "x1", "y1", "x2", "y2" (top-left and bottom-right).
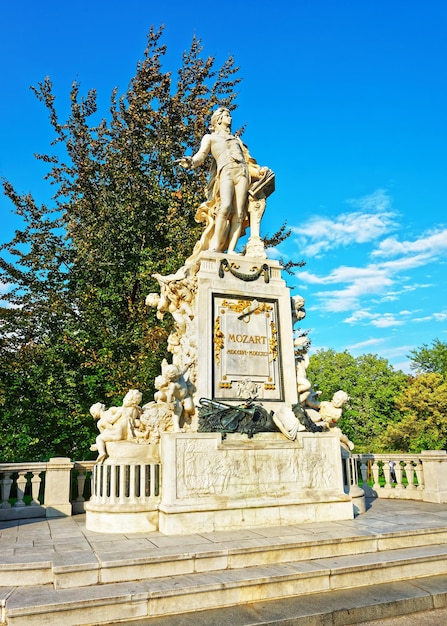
[
  {"x1": 95, "y1": 436, "x2": 107, "y2": 463},
  {"x1": 227, "y1": 175, "x2": 249, "y2": 253},
  {"x1": 210, "y1": 172, "x2": 234, "y2": 251}
]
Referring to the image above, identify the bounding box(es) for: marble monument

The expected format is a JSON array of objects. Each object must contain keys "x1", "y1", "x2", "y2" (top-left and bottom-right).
[{"x1": 85, "y1": 107, "x2": 361, "y2": 533}]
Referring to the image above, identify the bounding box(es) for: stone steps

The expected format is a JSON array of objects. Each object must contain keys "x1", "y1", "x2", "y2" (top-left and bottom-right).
[
  {"x1": 2, "y1": 538, "x2": 447, "y2": 625},
  {"x1": 99, "y1": 575, "x2": 447, "y2": 626},
  {"x1": 1, "y1": 525, "x2": 447, "y2": 590}
]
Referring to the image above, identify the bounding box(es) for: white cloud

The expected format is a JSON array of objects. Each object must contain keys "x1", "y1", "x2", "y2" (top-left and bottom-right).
[
  {"x1": 372, "y1": 228, "x2": 447, "y2": 259},
  {"x1": 290, "y1": 190, "x2": 445, "y2": 332},
  {"x1": 343, "y1": 310, "x2": 375, "y2": 324},
  {"x1": 379, "y1": 253, "x2": 434, "y2": 271},
  {"x1": 414, "y1": 310, "x2": 447, "y2": 323},
  {"x1": 370, "y1": 314, "x2": 405, "y2": 328},
  {"x1": 346, "y1": 337, "x2": 385, "y2": 350},
  {"x1": 297, "y1": 245, "x2": 441, "y2": 314},
  {"x1": 346, "y1": 189, "x2": 394, "y2": 213},
  {"x1": 300, "y1": 264, "x2": 395, "y2": 312},
  {"x1": 290, "y1": 190, "x2": 397, "y2": 257},
  {"x1": 343, "y1": 310, "x2": 409, "y2": 328}
]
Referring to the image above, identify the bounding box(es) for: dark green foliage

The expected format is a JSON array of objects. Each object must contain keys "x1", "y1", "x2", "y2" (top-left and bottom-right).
[{"x1": 0, "y1": 27, "x2": 241, "y2": 461}]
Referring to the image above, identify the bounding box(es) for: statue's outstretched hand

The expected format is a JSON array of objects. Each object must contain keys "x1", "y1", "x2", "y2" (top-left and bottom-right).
[{"x1": 176, "y1": 156, "x2": 194, "y2": 169}]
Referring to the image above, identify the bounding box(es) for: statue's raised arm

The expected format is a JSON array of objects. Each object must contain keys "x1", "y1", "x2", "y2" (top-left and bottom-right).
[{"x1": 178, "y1": 107, "x2": 274, "y2": 258}]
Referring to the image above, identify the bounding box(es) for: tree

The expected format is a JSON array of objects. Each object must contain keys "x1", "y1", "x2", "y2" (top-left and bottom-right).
[
  {"x1": 376, "y1": 373, "x2": 447, "y2": 452},
  {"x1": 408, "y1": 338, "x2": 447, "y2": 378},
  {"x1": 307, "y1": 349, "x2": 408, "y2": 452},
  {"x1": 0, "y1": 27, "x2": 241, "y2": 461}
]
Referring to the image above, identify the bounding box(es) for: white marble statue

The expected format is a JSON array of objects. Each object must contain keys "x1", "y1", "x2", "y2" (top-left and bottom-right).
[
  {"x1": 146, "y1": 268, "x2": 199, "y2": 408},
  {"x1": 178, "y1": 107, "x2": 274, "y2": 256},
  {"x1": 146, "y1": 271, "x2": 196, "y2": 334},
  {"x1": 295, "y1": 352, "x2": 320, "y2": 407},
  {"x1": 153, "y1": 359, "x2": 195, "y2": 432},
  {"x1": 140, "y1": 401, "x2": 173, "y2": 444},
  {"x1": 306, "y1": 390, "x2": 354, "y2": 450},
  {"x1": 272, "y1": 405, "x2": 306, "y2": 440},
  {"x1": 291, "y1": 295, "x2": 306, "y2": 326},
  {"x1": 90, "y1": 389, "x2": 143, "y2": 463}
]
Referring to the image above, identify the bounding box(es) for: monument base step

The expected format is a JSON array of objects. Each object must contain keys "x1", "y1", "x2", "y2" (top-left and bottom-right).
[
  {"x1": 97, "y1": 575, "x2": 447, "y2": 625},
  {"x1": 2, "y1": 544, "x2": 447, "y2": 625}
]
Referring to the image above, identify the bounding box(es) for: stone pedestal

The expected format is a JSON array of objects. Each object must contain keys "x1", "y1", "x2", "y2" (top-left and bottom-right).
[
  {"x1": 158, "y1": 431, "x2": 353, "y2": 535},
  {"x1": 44, "y1": 457, "x2": 73, "y2": 517},
  {"x1": 85, "y1": 442, "x2": 160, "y2": 533},
  {"x1": 194, "y1": 252, "x2": 298, "y2": 412},
  {"x1": 421, "y1": 450, "x2": 447, "y2": 503}
]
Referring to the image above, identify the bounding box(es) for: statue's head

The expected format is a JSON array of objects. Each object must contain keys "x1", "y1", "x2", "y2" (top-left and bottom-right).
[
  {"x1": 332, "y1": 390, "x2": 349, "y2": 408},
  {"x1": 90, "y1": 402, "x2": 105, "y2": 419},
  {"x1": 145, "y1": 292, "x2": 160, "y2": 307},
  {"x1": 123, "y1": 389, "x2": 142, "y2": 407},
  {"x1": 210, "y1": 107, "x2": 231, "y2": 132},
  {"x1": 164, "y1": 364, "x2": 180, "y2": 382},
  {"x1": 292, "y1": 295, "x2": 305, "y2": 309}
]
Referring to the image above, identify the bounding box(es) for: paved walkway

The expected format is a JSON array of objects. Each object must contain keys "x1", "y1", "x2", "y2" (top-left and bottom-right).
[
  {"x1": 2, "y1": 499, "x2": 447, "y2": 625},
  {"x1": 1, "y1": 498, "x2": 447, "y2": 568}
]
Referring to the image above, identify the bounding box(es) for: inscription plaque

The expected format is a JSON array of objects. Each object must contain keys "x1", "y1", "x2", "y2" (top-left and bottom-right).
[{"x1": 213, "y1": 295, "x2": 283, "y2": 401}]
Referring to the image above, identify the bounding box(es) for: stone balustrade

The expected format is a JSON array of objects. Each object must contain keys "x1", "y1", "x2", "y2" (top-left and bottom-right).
[
  {"x1": 2, "y1": 450, "x2": 447, "y2": 522},
  {"x1": 85, "y1": 462, "x2": 161, "y2": 532},
  {"x1": 353, "y1": 451, "x2": 447, "y2": 503},
  {"x1": 90, "y1": 462, "x2": 160, "y2": 505},
  {"x1": 0, "y1": 458, "x2": 95, "y2": 521}
]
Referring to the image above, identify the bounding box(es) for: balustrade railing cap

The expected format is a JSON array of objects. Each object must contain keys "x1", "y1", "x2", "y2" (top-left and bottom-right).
[{"x1": 421, "y1": 450, "x2": 447, "y2": 457}]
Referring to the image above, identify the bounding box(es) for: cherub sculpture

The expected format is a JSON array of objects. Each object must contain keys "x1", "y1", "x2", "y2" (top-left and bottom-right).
[
  {"x1": 153, "y1": 359, "x2": 194, "y2": 431},
  {"x1": 306, "y1": 390, "x2": 354, "y2": 450},
  {"x1": 90, "y1": 389, "x2": 143, "y2": 463}
]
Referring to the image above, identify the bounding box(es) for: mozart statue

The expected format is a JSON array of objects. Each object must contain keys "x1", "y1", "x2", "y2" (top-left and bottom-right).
[{"x1": 178, "y1": 107, "x2": 274, "y2": 257}]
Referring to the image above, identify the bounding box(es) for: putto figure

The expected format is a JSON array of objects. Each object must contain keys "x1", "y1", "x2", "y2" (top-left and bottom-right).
[
  {"x1": 178, "y1": 107, "x2": 274, "y2": 255},
  {"x1": 89, "y1": 389, "x2": 143, "y2": 463}
]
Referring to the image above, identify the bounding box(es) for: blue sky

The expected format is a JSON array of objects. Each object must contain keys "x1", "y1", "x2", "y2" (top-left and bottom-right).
[{"x1": 1, "y1": 0, "x2": 446, "y2": 372}]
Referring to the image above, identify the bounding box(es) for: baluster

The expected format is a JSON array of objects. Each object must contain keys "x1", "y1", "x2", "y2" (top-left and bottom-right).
[
  {"x1": 129, "y1": 465, "x2": 136, "y2": 502},
  {"x1": 109, "y1": 465, "x2": 117, "y2": 503},
  {"x1": 415, "y1": 460, "x2": 424, "y2": 490},
  {"x1": 14, "y1": 471, "x2": 27, "y2": 507},
  {"x1": 101, "y1": 465, "x2": 109, "y2": 502},
  {"x1": 154, "y1": 463, "x2": 160, "y2": 497},
  {"x1": 372, "y1": 460, "x2": 380, "y2": 489},
  {"x1": 139, "y1": 464, "x2": 146, "y2": 501},
  {"x1": 346, "y1": 457, "x2": 358, "y2": 486},
  {"x1": 76, "y1": 470, "x2": 86, "y2": 502},
  {"x1": 96, "y1": 464, "x2": 103, "y2": 501},
  {"x1": 405, "y1": 462, "x2": 416, "y2": 490},
  {"x1": 360, "y1": 461, "x2": 368, "y2": 487},
  {"x1": 150, "y1": 464, "x2": 155, "y2": 497},
  {"x1": 394, "y1": 461, "x2": 403, "y2": 487},
  {"x1": 383, "y1": 462, "x2": 392, "y2": 489},
  {"x1": 91, "y1": 465, "x2": 98, "y2": 500},
  {"x1": 118, "y1": 464, "x2": 126, "y2": 503},
  {"x1": 1, "y1": 472, "x2": 13, "y2": 508},
  {"x1": 30, "y1": 472, "x2": 41, "y2": 505}
]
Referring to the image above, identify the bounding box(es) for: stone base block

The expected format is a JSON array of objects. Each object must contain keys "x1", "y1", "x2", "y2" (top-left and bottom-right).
[
  {"x1": 158, "y1": 431, "x2": 353, "y2": 535},
  {"x1": 85, "y1": 504, "x2": 158, "y2": 533},
  {"x1": 105, "y1": 440, "x2": 160, "y2": 464},
  {"x1": 159, "y1": 497, "x2": 353, "y2": 535}
]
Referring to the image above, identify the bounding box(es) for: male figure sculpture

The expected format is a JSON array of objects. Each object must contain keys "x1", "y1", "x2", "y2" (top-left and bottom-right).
[{"x1": 178, "y1": 107, "x2": 271, "y2": 254}]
